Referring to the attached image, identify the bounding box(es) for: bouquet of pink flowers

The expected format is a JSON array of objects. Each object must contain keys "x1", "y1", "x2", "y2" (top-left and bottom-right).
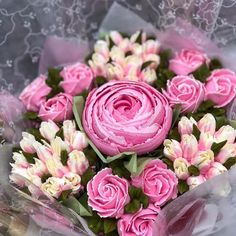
[{"x1": 8, "y1": 28, "x2": 236, "y2": 236}]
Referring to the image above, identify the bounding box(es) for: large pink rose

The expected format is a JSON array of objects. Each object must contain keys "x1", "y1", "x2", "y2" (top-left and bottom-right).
[
  {"x1": 163, "y1": 75, "x2": 205, "y2": 113},
  {"x1": 132, "y1": 159, "x2": 178, "y2": 206},
  {"x1": 19, "y1": 75, "x2": 51, "y2": 112},
  {"x1": 39, "y1": 93, "x2": 73, "y2": 122},
  {"x1": 205, "y1": 69, "x2": 236, "y2": 107},
  {"x1": 87, "y1": 168, "x2": 130, "y2": 218},
  {"x1": 82, "y1": 81, "x2": 172, "y2": 156},
  {"x1": 169, "y1": 49, "x2": 208, "y2": 75},
  {"x1": 118, "y1": 204, "x2": 160, "y2": 236},
  {"x1": 60, "y1": 62, "x2": 94, "y2": 96}
]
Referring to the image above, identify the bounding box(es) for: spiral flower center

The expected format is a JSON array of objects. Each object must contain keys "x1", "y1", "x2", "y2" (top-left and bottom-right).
[{"x1": 113, "y1": 94, "x2": 141, "y2": 119}]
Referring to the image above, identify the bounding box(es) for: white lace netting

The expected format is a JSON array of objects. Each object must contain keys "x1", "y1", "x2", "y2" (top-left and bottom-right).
[{"x1": 1, "y1": 0, "x2": 236, "y2": 94}]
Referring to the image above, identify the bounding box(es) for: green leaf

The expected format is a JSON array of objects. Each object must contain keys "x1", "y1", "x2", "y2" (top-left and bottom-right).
[
  {"x1": 81, "y1": 168, "x2": 96, "y2": 186},
  {"x1": 128, "y1": 186, "x2": 143, "y2": 199},
  {"x1": 168, "y1": 127, "x2": 181, "y2": 141},
  {"x1": 141, "y1": 61, "x2": 155, "y2": 71},
  {"x1": 177, "y1": 180, "x2": 189, "y2": 194},
  {"x1": 171, "y1": 104, "x2": 182, "y2": 128},
  {"x1": 22, "y1": 151, "x2": 36, "y2": 164},
  {"x1": 58, "y1": 189, "x2": 72, "y2": 202},
  {"x1": 159, "y1": 49, "x2": 172, "y2": 68},
  {"x1": 209, "y1": 58, "x2": 223, "y2": 70},
  {"x1": 87, "y1": 214, "x2": 104, "y2": 234},
  {"x1": 125, "y1": 51, "x2": 132, "y2": 57},
  {"x1": 135, "y1": 31, "x2": 142, "y2": 44},
  {"x1": 188, "y1": 165, "x2": 200, "y2": 176},
  {"x1": 63, "y1": 195, "x2": 92, "y2": 217},
  {"x1": 24, "y1": 111, "x2": 39, "y2": 120},
  {"x1": 111, "y1": 165, "x2": 131, "y2": 180},
  {"x1": 197, "y1": 100, "x2": 215, "y2": 112},
  {"x1": 77, "y1": 89, "x2": 89, "y2": 100},
  {"x1": 46, "y1": 67, "x2": 63, "y2": 86},
  {"x1": 46, "y1": 86, "x2": 64, "y2": 99},
  {"x1": 192, "y1": 63, "x2": 210, "y2": 83},
  {"x1": 73, "y1": 96, "x2": 85, "y2": 131},
  {"x1": 161, "y1": 157, "x2": 174, "y2": 170},
  {"x1": 104, "y1": 218, "x2": 117, "y2": 234},
  {"x1": 61, "y1": 150, "x2": 68, "y2": 166},
  {"x1": 124, "y1": 199, "x2": 141, "y2": 214},
  {"x1": 83, "y1": 147, "x2": 98, "y2": 166},
  {"x1": 141, "y1": 195, "x2": 149, "y2": 208},
  {"x1": 192, "y1": 124, "x2": 201, "y2": 141},
  {"x1": 223, "y1": 157, "x2": 236, "y2": 170},
  {"x1": 135, "y1": 158, "x2": 153, "y2": 176},
  {"x1": 211, "y1": 140, "x2": 227, "y2": 156},
  {"x1": 41, "y1": 173, "x2": 52, "y2": 183},
  {"x1": 216, "y1": 116, "x2": 228, "y2": 130},
  {"x1": 94, "y1": 76, "x2": 107, "y2": 87},
  {"x1": 124, "y1": 154, "x2": 137, "y2": 175},
  {"x1": 56, "y1": 128, "x2": 64, "y2": 140}
]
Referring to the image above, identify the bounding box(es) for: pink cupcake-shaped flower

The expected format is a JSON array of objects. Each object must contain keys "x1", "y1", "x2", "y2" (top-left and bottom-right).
[{"x1": 82, "y1": 80, "x2": 172, "y2": 156}]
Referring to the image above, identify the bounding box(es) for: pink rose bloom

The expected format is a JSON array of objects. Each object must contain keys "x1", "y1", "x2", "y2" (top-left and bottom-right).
[
  {"x1": 60, "y1": 62, "x2": 94, "y2": 96},
  {"x1": 169, "y1": 49, "x2": 208, "y2": 75},
  {"x1": 163, "y1": 75, "x2": 205, "y2": 113},
  {"x1": 19, "y1": 74, "x2": 51, "y2": 112},
  {"x1": 205, "y1": 69, "x2": 236, "y2": 107},
  {"x1": 39, "y1": 93, "x2": 73, "y2": 122},
  {"x1": 87, "y1": 168, "x2": 130, "y2": 218},
  {"x1": 132, "y1": 159, "x2": 178, "y2": 206},
  {"x1": 118, "y1": 204, "x2": 160, "y2": 236},
  {"x1": 82, "y1": 81, "x2": 172, "y2": 156}
]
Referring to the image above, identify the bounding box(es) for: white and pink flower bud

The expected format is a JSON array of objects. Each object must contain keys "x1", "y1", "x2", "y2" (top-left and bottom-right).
[
  {"x1": 106, "y1": 63, "x2": 124, "y2": 80},
  {"x1": 71, "y1": 131, "x2": 88, "y2": 151},
  {"x1": 94, "y1": 40, "x2": 109, "y2": 59},
  {"x1": 63, "y1": 120, "x2": 76, "y2": 143},
  {"x1": 67, "y1": 150, "x2": 89, "y2": 175},
  {"x1": 198, "y1": 132, "x2": 214, "y2": 151},
  {"x1": 187, "y1": 175, "x2": 206, "y2": 190},
  {"x1": 30, "y1": 158, "x2": 48, "y2": 177},
  {"x1": 173, "y1": 158, "x2": 190, "y2": 180},
  {"x1": 39, "y1": 120, "x2": 60, "y2": 142},
  {"x1": 191, "y1": 150, "x2": 214, "y2": 171},
  {"x1": 118, "y1": 38, "x2": 130, "y2": 52},
  {"x1": 50, "y1": 136, "x2": 69, "y2": 157},
  {"x1": 178, "y1": 116, "x2": 196, "y2": 136},
  {"x1": 141, "y1": 68, "x2": 157, "y2": 84},
  {"x1": 214, "y1": 125, "x2": 236, "y2": 144},
  {"x1": 45, "y1": 157, "x2": 69, "y2": 178},
  {"x1": 12, "y1": 152, "x2": 29, "y2": 168},
  {"x1": 110, "y1": 31, "x2": 123, "y2": 45},
  {"x1": 63, "y1": 172, "x2": 81, "y2": 193},
  {"x1": 131, "y1": 43, "x2": 143, "y2": 55},
  {"x1": 10, "y1": 164, "x2": 30, "y2": 187},
  {"x1": 110, "y1": 46, "x2": 125, "y2": 63},
  {"x1": 181, "y1": 134, "x2": 198, "y2": 162},
  {"x1": 215, "y1": 143, "x2": 236, "y2": 164},
  {"x1": 163, "y1": 139, "x2": 182, "y2": 161},
  {"x1": 41, "y1": 177, "x2": 65, "y2": 198},
  {"x1": 143, "y1": 40, "x2": 160, "y2": 54},
  {"x1": 20, "y1": 132, "x2": 36, "y2": 153},
  {"x1": 205, "y1": 162, "x2": 227, "y2": 179},
  {"x1": 197, "y1": 113, "x2": 216, "y2": 135},
  {"x1": 34, "y1": 142, "x2": 53, "y2": 162},
  {"x1": 130, "y1": 31, "x2": 141, "y2": 43},
  {"x1": 142, "y1": 54, "x2": 160, "y2": 69}
]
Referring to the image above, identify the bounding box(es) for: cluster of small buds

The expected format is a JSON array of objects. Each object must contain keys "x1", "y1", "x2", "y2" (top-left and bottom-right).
[
  {"x1": 88, "y1": 31, "x2": 161, "y2": 83},
  {"x1": 10, "y1": 120, "x2": 89, "y2": 199},
  {"x1": 163, "y1": 113, "x2": 236, "y2": 190}
]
